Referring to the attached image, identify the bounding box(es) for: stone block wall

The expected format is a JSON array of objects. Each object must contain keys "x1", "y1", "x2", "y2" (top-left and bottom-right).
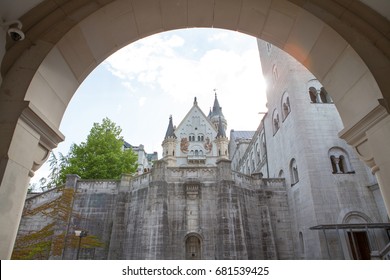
[{"x1": 14, "y1": 162, "x2": 292, "y2": 260}]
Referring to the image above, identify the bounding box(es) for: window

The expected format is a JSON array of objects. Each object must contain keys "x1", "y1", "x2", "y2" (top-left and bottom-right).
[
  {"x1": 329, "y1": 147, "x2": 354, "y2": 174},
  {"x1": 266, "y1": 42, "x2": 272, "y2": 55},
  {"x1": 272, "y1": 109, "x2": 280, "y2": 135},
  {"x1": 256, "y1": 143, "x2": 260, "y2": 163},
  {"x1": 281, "y1": 92, "x2": 291, "y2": 120},
  {"x1": 307, "y1": 79, "x2": 332, "y2": 104},
  {"x1": 272, "y1": 64, "x2": 278, "y2": 83},
  {"x1": 261, "y1": 133, "x2": 266, "y2": 154},
  {"x1": 290, "y1": 158, "x2": 299, "y2": 186},
  {"x1": 320, "y1": 87, "x2": 332, "y2": 103},
  {"x1": 309, "y1": 87, "x2": 318, "y2": 103}
]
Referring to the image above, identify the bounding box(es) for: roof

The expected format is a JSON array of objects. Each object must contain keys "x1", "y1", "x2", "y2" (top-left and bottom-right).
[
  {"x1": 209, "y1": 93, "x2": 225, "y2": 119},
  {"x1": 164, "y1": 115, "x2": 176, "y2": 139},
  {"x1": 230, "y1": 131, "x2": 255, "y2": 141}
]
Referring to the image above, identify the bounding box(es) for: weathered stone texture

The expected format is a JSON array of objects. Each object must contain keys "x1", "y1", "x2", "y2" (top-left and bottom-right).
[{"x1": 15, "y1": 161, "x2": 292, "y2": 260}]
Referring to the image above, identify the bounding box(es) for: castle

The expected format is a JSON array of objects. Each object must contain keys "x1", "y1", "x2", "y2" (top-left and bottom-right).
[{"x1": 13, "y1": 40, "x2": 389, "y2": 260}]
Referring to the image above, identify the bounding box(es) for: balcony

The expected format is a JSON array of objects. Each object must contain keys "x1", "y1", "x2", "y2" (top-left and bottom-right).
[{"x1": 188, "y1": 155, "x2": 206, "y2": 164}]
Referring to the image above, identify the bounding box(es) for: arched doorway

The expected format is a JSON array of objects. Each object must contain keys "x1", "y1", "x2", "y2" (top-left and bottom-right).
[
  {"x1": 0, "y1": 0, "x2": 389, "y2": 259},
  {"x1": 185, "y1": 234, "x2": 202, "y2": 260}
]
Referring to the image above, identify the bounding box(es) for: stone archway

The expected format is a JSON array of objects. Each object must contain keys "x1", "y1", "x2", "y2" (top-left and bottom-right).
[{"x1": 0, "y1": 0, "x2": 389, "y2": 259}]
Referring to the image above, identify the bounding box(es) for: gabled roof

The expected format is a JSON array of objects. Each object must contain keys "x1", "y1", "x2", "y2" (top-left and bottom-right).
[{"x1": 175, "y1": 97, "x2": 218, "y2": 134}]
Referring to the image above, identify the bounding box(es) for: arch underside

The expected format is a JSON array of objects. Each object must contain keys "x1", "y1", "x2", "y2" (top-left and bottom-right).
[{"x1": 1, "y1": 0, "x2": 388, "y2": 135}]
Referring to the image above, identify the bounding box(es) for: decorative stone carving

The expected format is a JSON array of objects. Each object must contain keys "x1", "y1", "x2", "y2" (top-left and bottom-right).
[
  {"x1": 185, "y1": 183, "x2": 200, "y2": 199},
  {"x1": 339, "y1": 104, "x2": 388, "y2": 174},
  {"x1": 204, "y1": 137, "x2": 212, "y2": 153},
  {"x1": 181, "y1": 137, "x2": 189, "y2": 153}
]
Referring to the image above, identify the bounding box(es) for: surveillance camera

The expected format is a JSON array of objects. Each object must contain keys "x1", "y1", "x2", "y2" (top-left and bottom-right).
[
  {"x1": 1, "y1": 20, "x2": 25, "y2": 41},
  {"x1": 7, "y1": 27, "x2": 25, "y2": 41}
]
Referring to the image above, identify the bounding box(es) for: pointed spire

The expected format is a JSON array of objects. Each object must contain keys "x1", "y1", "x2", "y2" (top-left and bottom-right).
[
  {"x1": 210, "y1": 90, "x2": 225, "y2": 119},
  {"x1": 194, "y1": 96, "x2": 198, "y2": 106},
  {"x1": 212, "y1": 92, "x2": 222, "y2": 115},
  {"x1": 164, "y1": 115, "x2": 176, "y2": 139},
  {"x1": 216, "y1": 115, "x2": 226, "y2": 138}
]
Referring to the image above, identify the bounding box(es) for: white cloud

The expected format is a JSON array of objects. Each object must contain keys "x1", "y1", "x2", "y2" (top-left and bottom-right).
[
  {"x1": 139, "y1": 96, "x2": 146, "y2": 107},
  {"x1": 104, "y1": 29, "x2": 267, "y2": 132}
]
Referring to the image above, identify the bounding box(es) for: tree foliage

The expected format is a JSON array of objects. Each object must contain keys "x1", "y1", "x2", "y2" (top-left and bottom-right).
[{"x1": 34, "y1": 118, "x2": 138, "y2": 190}]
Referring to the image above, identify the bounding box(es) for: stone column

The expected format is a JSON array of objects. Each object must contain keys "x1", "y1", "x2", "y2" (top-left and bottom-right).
[
  {"x1": 340, "y1": 104, "x2": 390, "y2": 216},
  {"x1": 332, "y1": 157, "x2": 341, "y2": 173},
  {"x1": 0, "y1": 104, "x2": 64, "y2": 259}
]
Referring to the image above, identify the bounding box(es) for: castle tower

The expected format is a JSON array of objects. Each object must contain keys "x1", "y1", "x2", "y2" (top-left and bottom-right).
[
  {"x1": 255, "y1": 39, "x2": 382, "y2": 259},
  {"x1": 215, "y1": 115, "x2": 229, "y2": 160},
  {"x1": 208, "y1": 93, "x2": 227, "y2": 132},
  {"x1": 162, "y1": 115, "x2": 177, "y2": 167}
]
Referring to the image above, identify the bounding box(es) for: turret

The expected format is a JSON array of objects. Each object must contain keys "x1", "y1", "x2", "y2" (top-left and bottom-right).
[
  {"x1": 162, "y1": 115, "x2": 177, "y2": 166},
  {"x1": 209, "y1": 92, "x2": 227, "y2": 131},
  {"x1": 215, "y1": 115, "x2": 229, "y2": 160}
]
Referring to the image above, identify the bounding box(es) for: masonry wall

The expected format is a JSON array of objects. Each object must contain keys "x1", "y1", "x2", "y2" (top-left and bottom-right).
[
  {"x1": 14, "y1": 161, "x2": 292, "y2": 260},
  {"x1": 257, "y1": 39, "x2": 386, "y2": 259},
  {"x1": 107, "y1": 161, "x2": 292, "y2": 260}
]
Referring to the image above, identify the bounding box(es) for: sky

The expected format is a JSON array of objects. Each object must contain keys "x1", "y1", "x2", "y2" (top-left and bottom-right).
[{"x1": 31, "y1": 28, "x2": 268, "y2": 186}]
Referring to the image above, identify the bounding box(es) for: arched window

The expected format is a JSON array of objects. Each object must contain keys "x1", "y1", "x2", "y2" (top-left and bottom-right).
[
  {"x1": 278, "y1": 169, "x2": 284, "y2": 178},
  {"x1": 309, "y1": 87, "x2": 318, "y2": 103},
  {"x1": 272, "y1": 64, "x2": 278, "y2": 83},
  {"x1": 281, "y1": 92, "x2": 291, "y2": 120},
  {"x1": 272, "y1": 109, "x2": 280, "y2": 135},
  {"x1": 261, "y1": 133, "x2": 266, "y2": 154},
  {"x1": 330, "y1": 155, "x2": 338, "y2": 173},
  {"x1": 320, "y1": 87, "x2": 332, "y2": 103},
  {"x1": 329, "y1": 147, "x2": 354, "y2": 174},
  {"x1": 255, "y1": 143, "x2": 260, "y2": 163},
  {"x1": 290, "y1": 158, "x2": 299, "y2": 186},
  {"x1": 266, "y1": 42, "x2": 272, "y2": 55}
]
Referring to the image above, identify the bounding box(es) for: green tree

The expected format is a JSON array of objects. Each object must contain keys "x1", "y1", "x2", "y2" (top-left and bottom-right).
[{"x1": 40, "y1": 118, "x2": 138, "y2": 188}]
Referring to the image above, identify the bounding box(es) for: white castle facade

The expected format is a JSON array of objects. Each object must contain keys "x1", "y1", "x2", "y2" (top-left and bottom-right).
[{"x1": 229, "y1": 40, "x2": 389, "y2": 259}]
